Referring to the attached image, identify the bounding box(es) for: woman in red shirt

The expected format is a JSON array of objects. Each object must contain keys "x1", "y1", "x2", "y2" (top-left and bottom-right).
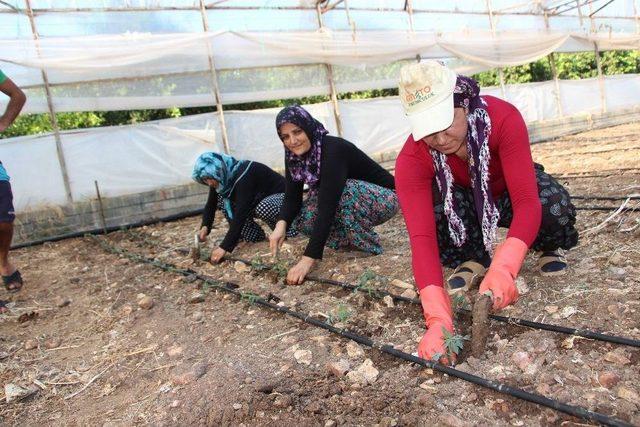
[{"x1": 395, "y1": 61, "x2": 578, "y2": 364}]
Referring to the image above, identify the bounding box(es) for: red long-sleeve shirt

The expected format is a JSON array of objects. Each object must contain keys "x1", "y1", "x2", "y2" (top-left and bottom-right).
[{"x1": 395, "y1": 95, "x2": 541, "y2": 290}]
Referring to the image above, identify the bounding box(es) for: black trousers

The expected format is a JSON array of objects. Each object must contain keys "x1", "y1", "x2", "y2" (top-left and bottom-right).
[{"x1": 434, "y1": 164, "x2": 578, "y2": 269}]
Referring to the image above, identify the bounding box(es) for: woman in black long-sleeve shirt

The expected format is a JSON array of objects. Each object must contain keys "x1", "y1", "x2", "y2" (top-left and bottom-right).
[
  {"x1": 269, "y1": 106, "x2": 399, "y2": 285},
  {"x1": 192, "y1": 152, "x2": 294, "y2": 263}
]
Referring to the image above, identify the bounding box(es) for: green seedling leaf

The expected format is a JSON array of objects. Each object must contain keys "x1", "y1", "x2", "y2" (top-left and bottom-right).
[{"x1": 441, "y1": 327, "x2": 469, "y2": 358}]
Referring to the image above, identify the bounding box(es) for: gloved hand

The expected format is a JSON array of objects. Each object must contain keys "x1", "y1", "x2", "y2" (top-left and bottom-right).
[
  {"x1": 479, "y1": 237, "x2": 528, "y2": 311},
  {"x1": 418, "y1": 285, "x2": 455, "y2": 365}
]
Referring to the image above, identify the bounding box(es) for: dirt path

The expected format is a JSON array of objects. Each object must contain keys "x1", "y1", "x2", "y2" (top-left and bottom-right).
[{"x1": 1, "y1": 122, "x2": 639, "y2": 426}]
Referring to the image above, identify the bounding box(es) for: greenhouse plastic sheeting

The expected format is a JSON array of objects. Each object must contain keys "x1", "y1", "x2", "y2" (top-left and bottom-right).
[
  {"x1": 2, "y1": 73, "x2": 639, "y2": 212},
  {"x1": 2, "y1": 29, "x2": 640, "y2": 113}
]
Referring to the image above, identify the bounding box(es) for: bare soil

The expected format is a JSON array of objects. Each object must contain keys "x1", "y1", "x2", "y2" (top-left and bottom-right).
[{"x1": 1, "y1": 123, "x2": 639, "y2": 426}]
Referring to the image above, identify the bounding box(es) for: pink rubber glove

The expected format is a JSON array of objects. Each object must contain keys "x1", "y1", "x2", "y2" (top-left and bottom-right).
[
  {"x1": 418, "y1": 285, "x2": 455, "y2": 365},
  {"x1": 479, "y1": 237, "x2": 528, "y2": 311}
]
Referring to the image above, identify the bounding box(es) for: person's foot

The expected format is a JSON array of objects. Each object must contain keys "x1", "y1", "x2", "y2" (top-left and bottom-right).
[
  {"x1": 538, "y1": 250, "x2": 567, "y2": 276},
  {"x1": 2, "y1": 269, "x2": 23, "y2": 292},
  {"x1": 446, "y1": 257, "x2": 490, "y2": 295}
]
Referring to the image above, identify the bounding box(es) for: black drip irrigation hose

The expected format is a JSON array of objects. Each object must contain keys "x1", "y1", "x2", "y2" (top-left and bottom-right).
[
  {"x1": 575, "y1": 206, "x2": 638, "y2": 212},
  {"x1": 572, "y1": 195, "x2": 640, "y2": 201},
  {"x1": 90, "y1": 236, "x2": 633, "y2": 427},
  {"x1": 226, "y1": 256, "x2": 640, "y2": 349}
]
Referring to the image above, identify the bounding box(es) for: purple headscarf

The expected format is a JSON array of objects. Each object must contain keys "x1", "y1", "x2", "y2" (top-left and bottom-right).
[
  {"x1": 275, "y1": 105, "x2": 328, "y2": 188},
  {"x1": 431, "y1": 75, "x2": 499, "y2": 254}
]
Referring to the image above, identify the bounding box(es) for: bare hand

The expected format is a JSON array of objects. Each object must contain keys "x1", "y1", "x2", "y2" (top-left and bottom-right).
[
  {"x1": 197, "y1": 226, "x2": 208, "y2": 242},
  {"x1": 210, "y1": 247, "x2": 227, "y2": 264},
  {"x1": 286, "y1": 256, "x2": 315, "y2": 286},
  {"x1": 269, "y1": 220, "x2": 287, "y2": 257}
]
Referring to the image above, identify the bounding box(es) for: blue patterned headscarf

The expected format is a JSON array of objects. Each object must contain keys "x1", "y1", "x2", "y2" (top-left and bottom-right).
[
  {"x1": 275, "y1": 105, "x2": 328, "y2": 188},
  {"x1": 192, "y1": 152, "x2": 252, "y2": 219}
]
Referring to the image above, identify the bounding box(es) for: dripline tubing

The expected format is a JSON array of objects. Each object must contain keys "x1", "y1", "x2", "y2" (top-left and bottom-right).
[
  {"x1": 225, "y1": 256, "x2": 640, "y2": 349},
  {"x1": 91, "y1": 235, "x2": 632, "y2": 427}
]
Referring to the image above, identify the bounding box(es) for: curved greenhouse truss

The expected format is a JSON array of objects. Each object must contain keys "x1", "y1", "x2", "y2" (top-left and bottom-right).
[{"x1": 0, "y1": 0, "x2": 639, "y2": 242}]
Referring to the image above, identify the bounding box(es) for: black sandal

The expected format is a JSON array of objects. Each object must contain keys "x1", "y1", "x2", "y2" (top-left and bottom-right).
[{"x1": 2, "y1": 270, "x2": 23, "y2": 292}]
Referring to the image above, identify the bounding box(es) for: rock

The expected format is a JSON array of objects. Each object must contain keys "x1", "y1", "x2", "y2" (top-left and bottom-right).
[
  {"x1": 325, "y1": 420, "x2": 337, "y2": 427},
  {"x1": 326, "y1": 359, "x2": 350, "y2": 377},
  {"x1": 511, "y1": 351, "x2": 531, "y2": 372},
  {"x1": 192, "y1": 311, "x2": 204, "y2": 322},
  {"x1": 390, "y1": 279, "x2": 413, "y2": 290},
  {"x1": 4, "y1": 383, "x2": 37, "y2": 403},
  {"x1": 604, "y1": 350, "x2": 630, "y2": 365},
  {"x1": 138, "y1": 296, "x2": 154, "y2": 310},
  {"x1": 170, "y1": 400, "x2": 181, "y2": 408},
  {"x1": 400, "y1": 289, "x2": 417, "y2": 299},
  {"x1": 167, "y1": 345, "x2": 183, "y2": 358},
  {"x1": 294, "y1": 349, "x2": 312, "y2": 366},
  {"x1": 609, "y1": 252, "x2": 625, "y2": 266},
  {"x1": 305, "y1": 401, "x2": 322, "y2": 414},
  {"x1": 172, "y1": 362, "x2": 208, "y2": 385},
  {"x1": 559, "y1": 306, "x2": 577, "y2": 319},
  {"x1": 44, "y1": 338, "x2": 61, "y2": 349},
  {"x1": 439, "y1": 413, "x2": 471, "y2": 427},
  {"x1": 256, "y1": 382, "x2": 275, "y2": 394},
  {"x1": 608, "y1": 266, "x2": 626, "y2": 278},
  {"x1": 515, "y1": 276, "x2": 529, "y2": 295},
  {"x1": 382, "y1": 295, "x2": 394, "y2": 308},
  {"x1": 379, "y1": 416, "x2": 398, "y2": 427},
  {"x1": 24, "y1": 339, "x2": 38, "y2": 351},
  {"x1": 121, "y1": 304, "x2": 134, "y2": 316},
  {"x1": 536, "y1": 383, "x2": 551, "y2": 395},
  {"x1": 189, "y1": 292, "x2": 205, "y2": 304},
  {"x1": 544, "y1": 305, "x2": 558, "y2": 314},
  {"x1": 597, "y1": 371, "x2": 620, "y2": 389},
  {"x1": 346, "y1": 341, "x2": 365, "y2": 358},
  {"x1": 607, "y1": 303, "x2": 625, "y2": 319},
  {"x1": 465, "y1": 392, "x2": 478, "y2": 402},
  {"x1": 617, "y1": 387, "x2": 640, "y2": 405},
  {"x1": 273, "y1": 394, "x2": 292, "y2": 408},
  {"x1": 346, "y1": 358, "x2": 378, "y2": 385},
  {"x1": 0, "y1": 351, "x2": 8, "y2": 360},
  {"x1": 54, "y1": 297, "x2": 71, "y2": 308},
  {"x1": 233, "y1": 403, "x2": 242, "y2": 410},
  {"x1": 234, "y1": 261, "x2": 250, "y2": 273}
]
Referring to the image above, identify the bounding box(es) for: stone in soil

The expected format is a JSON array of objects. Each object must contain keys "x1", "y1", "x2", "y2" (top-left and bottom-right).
[
  {"x1": 273, "y1": 394, "x2": 292, "y2": 408},
  {"x1": 24, "y1": 339, "x2": 38, "y2": 351},
  {"x1": 192, "y1": 311, "x2": 204, "y2": 322},
  {"x1": 400, "y1": 289, "x2": 417, "y2": 299},
  {"x1": 346, "y1": 358, "x2": 378, "y2": 385},
  {"x1": 439, "y1": 413, "x2": 471, "y2": 427},
  {"x1": 234, "y1": 261, "x2": 250, "y2": 273},
  {"x1": 345, "y1": 341, "x2": 365, "y2": 358},
  {"x1": 390, "y1": 279, "x2": 413, "y2": 290},
  {"x1": 597, "y1": 371, "x2": 620, "y2": 389},
  {"x1": 294, "y1": 349, "x2": 312, "y2": 366},
  {"x1": 54, "y1": 297, "x2": 71, "y2": 308},
  {"x1": 326, "y1": 359, "x2": 350, "y2": 377},
  {"x1": 44, "y1": 338, "x2": 61, "y2": 349},
  {"x1": 511, "y1": 351, "x2": 531, "y2": 372},
  {"x1": 188, "y1": 292, "x2": 205, "y2": 304},
  {"x1": 138, "y1": 296, "x2": 154, "y2": 310},
  {"x1": 382, "y1": 295, "x2": 394, "y2": 308},
  {"x1": 604, "y1": 349, "x2": 631, "y2": 365},
  {"x1": 171, "y1": 362, "x2": 208, "y2": 385},
  {"x1": 471, "y1": 294, "x2": 492, "y2": 357},
  {"x1": 617, "y1": 386, "x2": 640, "y2": 405},
  {"x1": 4, "y1": 383, "x2": 38, "y2": 403}
]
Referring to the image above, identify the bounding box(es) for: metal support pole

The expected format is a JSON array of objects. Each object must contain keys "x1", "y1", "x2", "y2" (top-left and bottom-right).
[
  {"x1": 593, "y1": 41, "x2": 607, "y2": 113},
  {"x1": 548, "y1": 53, "x2": 564, "y2": 117},
  {"x1": 199, "y1": 0, "x2": 231, "y2": 154},
  {"x1": 24, "y1": 0, "x2": 73, "y2": 204},
  {"x1": 543, "y1": 11, "x2": 564, "y2": 118},
  {"x1": 317, "y1": 2, "x2": 344, "y2": 137},
  {"x1": 485, "y1": 0, "x2": 507, "y2": 99}
]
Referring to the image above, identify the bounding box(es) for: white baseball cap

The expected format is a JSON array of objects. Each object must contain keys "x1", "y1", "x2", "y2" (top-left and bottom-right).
[{"x1": 399, "y1": 61, "x2": 458, "y2": 141}]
